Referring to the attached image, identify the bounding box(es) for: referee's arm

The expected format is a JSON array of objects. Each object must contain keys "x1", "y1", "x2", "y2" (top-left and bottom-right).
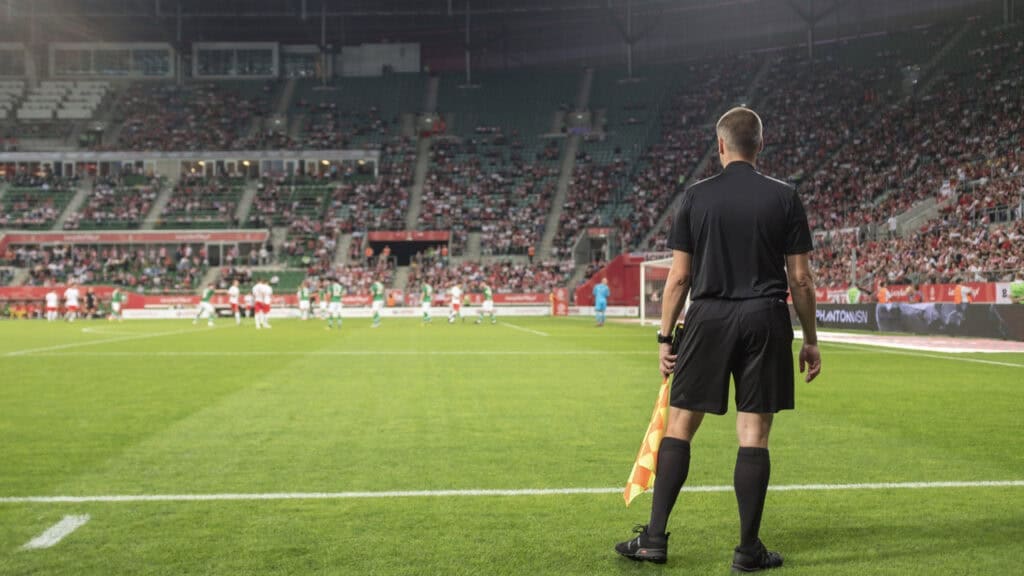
[
  {"x1": 659, "y1": 250, "x2": 691, "y2": 376},
  {"x1": 786, "y1": 253, "x2": 821, "y2": 382}
]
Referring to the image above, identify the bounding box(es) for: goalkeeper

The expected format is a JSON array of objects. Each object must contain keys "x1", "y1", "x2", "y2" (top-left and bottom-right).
[{"x1": 615, "y1": 107, "x2": 821, "y2": 572}]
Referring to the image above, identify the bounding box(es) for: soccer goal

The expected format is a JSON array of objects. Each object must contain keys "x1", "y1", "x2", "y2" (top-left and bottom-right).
[{"x1": 639, "y1": 257, "x2": 690, "y2": 326}]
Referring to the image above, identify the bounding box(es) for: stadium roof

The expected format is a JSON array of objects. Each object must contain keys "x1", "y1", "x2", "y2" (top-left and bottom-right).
[{"x1": 0, "y1": 0, "x2": 996, "y2": 68}]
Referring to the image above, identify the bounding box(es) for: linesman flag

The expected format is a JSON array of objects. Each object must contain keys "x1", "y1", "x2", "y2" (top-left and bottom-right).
[{"x1": 623, "y1": 376, "x2": 671, "y2": 506}]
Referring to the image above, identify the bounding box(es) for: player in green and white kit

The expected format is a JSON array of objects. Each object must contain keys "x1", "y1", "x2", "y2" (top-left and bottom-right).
[
  {"x1": 298, "y1": 283, "x2": 312, "y2": 321},
  {"x1": 109, "y1": 288, "x2": 125, "y2": 322},
  {"x1": 326, "y1": 279, "x2": 345, "y2": 329},
  {"x1": 316, "y1": 282, "x2": 328, "y2": 319},
  {"x1": 476, "y1": 282, "x2": 496, "y2": 324},
  {"x1": 193, "y1": 284, "x2": 216, "y2": 327},
  {"x1": 421, "y1": 282, "x2": 433, "y2": 323},
  {"x1": 370, "y1": 281, "x2": 385, "y2": 327}
]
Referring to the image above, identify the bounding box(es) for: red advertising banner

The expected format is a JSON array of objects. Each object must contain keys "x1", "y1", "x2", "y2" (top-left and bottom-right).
[
  {"x1": 366, "y1": 231, "x2": 450, "y2": 242},
  {"x1": 0, "y1": 230, "x2": 269, "y2": 252},
  {"x1": 816, "y1": 283, "x2": 997, "y2": 304}
]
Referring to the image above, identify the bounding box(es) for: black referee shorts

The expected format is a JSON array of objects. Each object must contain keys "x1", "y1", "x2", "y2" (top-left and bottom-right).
[{"x1": 671, "y1": 298, "x2": 795, "y2": 415}]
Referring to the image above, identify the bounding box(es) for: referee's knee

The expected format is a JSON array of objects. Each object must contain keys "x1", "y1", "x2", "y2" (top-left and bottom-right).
[{"x1": 736, "y1": 412, "x2": 773, "y2": 448}]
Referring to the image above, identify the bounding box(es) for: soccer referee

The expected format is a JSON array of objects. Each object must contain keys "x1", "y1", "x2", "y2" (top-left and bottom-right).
[{"x1": 616, "y1": 107, "x2": 822, "y2": 572}]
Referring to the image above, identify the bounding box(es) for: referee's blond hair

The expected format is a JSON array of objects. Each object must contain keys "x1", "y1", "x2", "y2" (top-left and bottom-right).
[{"x1": 716, "y1": 107, "x2": 763, "y2": 159}]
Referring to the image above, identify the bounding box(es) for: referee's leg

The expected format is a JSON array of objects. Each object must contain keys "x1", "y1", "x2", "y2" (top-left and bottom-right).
[{"x1": 732, "y1": 412, "x2": 782, "y2": 570}]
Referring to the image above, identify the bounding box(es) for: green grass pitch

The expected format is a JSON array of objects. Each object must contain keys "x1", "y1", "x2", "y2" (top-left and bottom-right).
[{"x1": 0, "y1": 317, "x2": 1022, "y2": 575}]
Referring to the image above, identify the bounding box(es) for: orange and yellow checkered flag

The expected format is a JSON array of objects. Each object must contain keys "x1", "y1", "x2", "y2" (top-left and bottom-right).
[{"x1": 624, "y1": 376, "x2": 671, "y2": 507}]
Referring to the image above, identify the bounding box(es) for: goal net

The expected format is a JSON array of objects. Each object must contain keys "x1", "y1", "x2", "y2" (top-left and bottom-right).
[{"x1": 639, "y1": 257, "x2": 690, "y2": 326}]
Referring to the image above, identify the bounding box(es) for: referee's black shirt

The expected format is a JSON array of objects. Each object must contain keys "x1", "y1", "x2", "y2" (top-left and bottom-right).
[{"x1": 668, "y1": 161, "x2": 813, "y2": 301}]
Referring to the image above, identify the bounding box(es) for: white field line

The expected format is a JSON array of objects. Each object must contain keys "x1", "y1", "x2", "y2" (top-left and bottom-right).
[
  {"x1": 823, "y1": 341, "x2": 1024, "y2": 368},
  {"x1": 4, "y1": 328, "x2": 206, "y2": 357},
  {"x1": 1, "y1": 480, "x2": 1021, "y2": 505},
  {"x1": 499, "y1": 322, "x2": 550, "y2": 336},
  {"x1": 19, "y1": 350, "x2": 649, "y2": 358},
  {"x1": 21, "y1": 515, "x2": 90, "y2": 549}
]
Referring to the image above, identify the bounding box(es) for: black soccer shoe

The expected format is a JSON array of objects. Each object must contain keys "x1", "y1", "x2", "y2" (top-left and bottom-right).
[
  {"x1": 615, "y1": 525, "x2": 668, "y2": 564},
  {"x1": 731, "y1": 540, "x2": 783, "y2": 572}
]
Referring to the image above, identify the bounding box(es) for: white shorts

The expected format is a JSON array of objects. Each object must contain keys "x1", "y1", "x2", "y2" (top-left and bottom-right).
[
  {"x1": 299, "y1": 301, "x2": 310, "y2": 311},
  {"x1": 372, "y1": 300, "x2": 384, "y2": 312},
  {"x1": 200, "y1": 302, "x2": 215, "y2": 314},
  {"x1": 421, "y1": 302, "x2": 431, "y2": 313},
  {"x1": 319, "y1": 301, "x2": 328, "y2": 311},
  {"x1": 482, "y1": 300, "x2": 494, "y2": 312},
  {"x1": 111, "y1": 302, "x2": 121, "y2": 313},
  {"x1": 328, "y1": 302, "x2": 342, "y2": 315}
]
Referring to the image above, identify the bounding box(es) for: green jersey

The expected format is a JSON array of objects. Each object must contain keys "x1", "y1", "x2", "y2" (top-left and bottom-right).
[
  {"x1": 847, "y1": 286, "x2": 860, "y2": 304},
  {"x1": 318, "y1": 289, "x2": 327, "y2": 302},
  {"x1": 111, "y1": 290, "x2": 124, "y2": 304},
  {"x1": 1011, "y1": 281, "x2": 1024, "y2": 303},
  {"x1": 482, "y1": 285, "x2": 493, "y2": 302},
  {"x1": 330, "y1": 282, "x2": 344, "y2": 303},
  {"x1": 299, "y1": 287, "x2": 310, "y2": 301},
  {"x1": 371, "y1": 282, "x2": 384, "y2": 302},
  {"x1": 422, "y1": 284, "x2": 433, "y2": 303},
  {"x1": 201, "y1": 288, "x2": 214, "y2": 303}
]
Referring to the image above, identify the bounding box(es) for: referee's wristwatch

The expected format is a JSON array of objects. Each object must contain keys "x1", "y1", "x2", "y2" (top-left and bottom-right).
[{"x1": 656, "y1": 331, "x2": 673, "y2": 345}]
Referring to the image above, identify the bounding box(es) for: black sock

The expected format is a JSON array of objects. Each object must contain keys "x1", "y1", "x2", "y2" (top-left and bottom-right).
[
  {"x1": 647, "y1": 437, "x2": 691, "y2": 538},
  {"x1": 734, "y1": 447, "x2": 771, "y2": 551}
]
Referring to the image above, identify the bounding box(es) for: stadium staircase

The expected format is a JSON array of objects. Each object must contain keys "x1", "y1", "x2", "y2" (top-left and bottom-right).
[
  {"x1": 465, "y1": 232, "x2": 482, "y2": 259},
  {"x1": 53, "y1": 180, "x2": 94, "y2": 231},
  {"x1": 424, "y1": 76, "x2": 440, "y2": 113},
  {"x1": 198, "y1": 267, "x2": 220, "y2": 290},
  {"x1": 276, "y1": 78, "x2": 298, "y2": 117},
  {"x1": 334, "y1": 233, "x2": 353, "y2": 266},
  {"x1": 142, "y1": 180, "x2": 179, "y2": 230},
  {"x1": 233, "y1": 180, "x2": 260, "y2": 225},
  {"x1": 404, "y1": 137, "x2": 433, "y2": 229},
  {"x1": 538, "y1": 69, "x2": 593, "y2": 259},
  {"x1": 637, "y1": 57, "x2": 773, "y2": 252},
  {"x1": 916, "y1": 19, "x2": 976, "y2": 97},
  {"x1": 270, "y1": 227, "x2": 289, "y2": 261},
  {"x1": 392, "y1": 266, "x2": 412, "y2": 293},
  {"x1": 9, "y1": 267, "x2": 30, "y2": 286}
]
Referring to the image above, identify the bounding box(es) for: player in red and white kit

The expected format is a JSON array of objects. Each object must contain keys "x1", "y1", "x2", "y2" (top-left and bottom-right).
[
  {"x1": 45, "y1": 289, "x2": 59, "y2": 322},
  {"x1": 64, "y1": 282, "x2": 81, "y2": 322},
  {"x1": 228, "y1": 280, "x2": 241, "y2": 326},
  {"x1": 244, "y1": 293, "x2": 255, "y2": 319},
  {"x1": 253, "y1": 280, "x2": 273, "y2": 329}
]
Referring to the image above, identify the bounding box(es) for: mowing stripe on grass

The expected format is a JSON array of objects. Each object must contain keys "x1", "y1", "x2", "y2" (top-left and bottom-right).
[
  {"x1": 1, "y1": 480, "x2": 1020, "y2": 504},
  {"x1": 21, "y1": 515, "x2": 90, "y2": 549},
  {"x1": 824, "y1": 342, "x2": 1024, "y2": 368},
  {"x1": 4, "y1": 328, "x2": 201, "y2": 357},
  {"x1": 499, "y1": 322, "x2": 550, "y2": 336}
]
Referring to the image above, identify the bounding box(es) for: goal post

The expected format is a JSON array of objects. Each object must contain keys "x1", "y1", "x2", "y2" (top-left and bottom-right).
[{"x1": 639, "y1": 257, "x2": 690, "y2": 326}]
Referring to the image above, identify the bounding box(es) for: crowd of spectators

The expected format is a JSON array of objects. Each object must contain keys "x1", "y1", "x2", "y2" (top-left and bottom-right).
[
  {"x1": 160, "y1": 175, "x2": 241, "y2": 228},
  {"x1": 420, "y1": 133, "x2": 558, "y2": 256},
  {"x1": 0, "y1": 172, "x2": 77, "y2": 229},
  {"x1": 114, "y1": 82, "x2": 273, "y2": 151},
  {"x1": 63, "y1": 176, "x2": 160, "y2": 230},
  {"x1": 407, "y1": 254, "x2": 572, "y2": 294},
  {"x1": 3, "y1": 244, "x2": 205, "y2": 291}
]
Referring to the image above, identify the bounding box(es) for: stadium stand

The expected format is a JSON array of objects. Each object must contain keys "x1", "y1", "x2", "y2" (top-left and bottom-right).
[
  {"x1": 407, "y1": 256, "x2": 573, "y2": 294},
  {"x1": 63, "y1": 175, "x2": 162, "y2": 230},
  {"x1": 0, "y1": 173, "x2": 77, "y2": 230},
  {"x1": 290, "y1": 75, "x2": 424, "y2": 148},
  {"x1": 114, "y1": 82, "x2": 275, "y2": 151},
  {"x1": 158, "y1": 175, "x2": 245, "y2": 229},
  {"x1": 5, "y1": 244, "x2": 204, "y2": 292}
]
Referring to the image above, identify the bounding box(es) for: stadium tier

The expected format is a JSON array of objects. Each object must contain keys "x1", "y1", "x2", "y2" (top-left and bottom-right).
[
  {"x1": 0, "y1": 185, "x2": 76, "y2": 230},
  {"x1": 158, "y1": 176, "x2": 245, "y2": 229},
  {"x1": 0, "y1": 18, "x2": 1019, "y2": 298}
]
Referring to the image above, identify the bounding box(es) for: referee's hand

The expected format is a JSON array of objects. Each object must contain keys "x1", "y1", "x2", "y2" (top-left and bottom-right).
[
  {"x1": 799, "y1": 343, "x2": 821, "y2": 382},
  {"x1": 659, "y1": 343, "x2": 677, "y2": 378}
]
